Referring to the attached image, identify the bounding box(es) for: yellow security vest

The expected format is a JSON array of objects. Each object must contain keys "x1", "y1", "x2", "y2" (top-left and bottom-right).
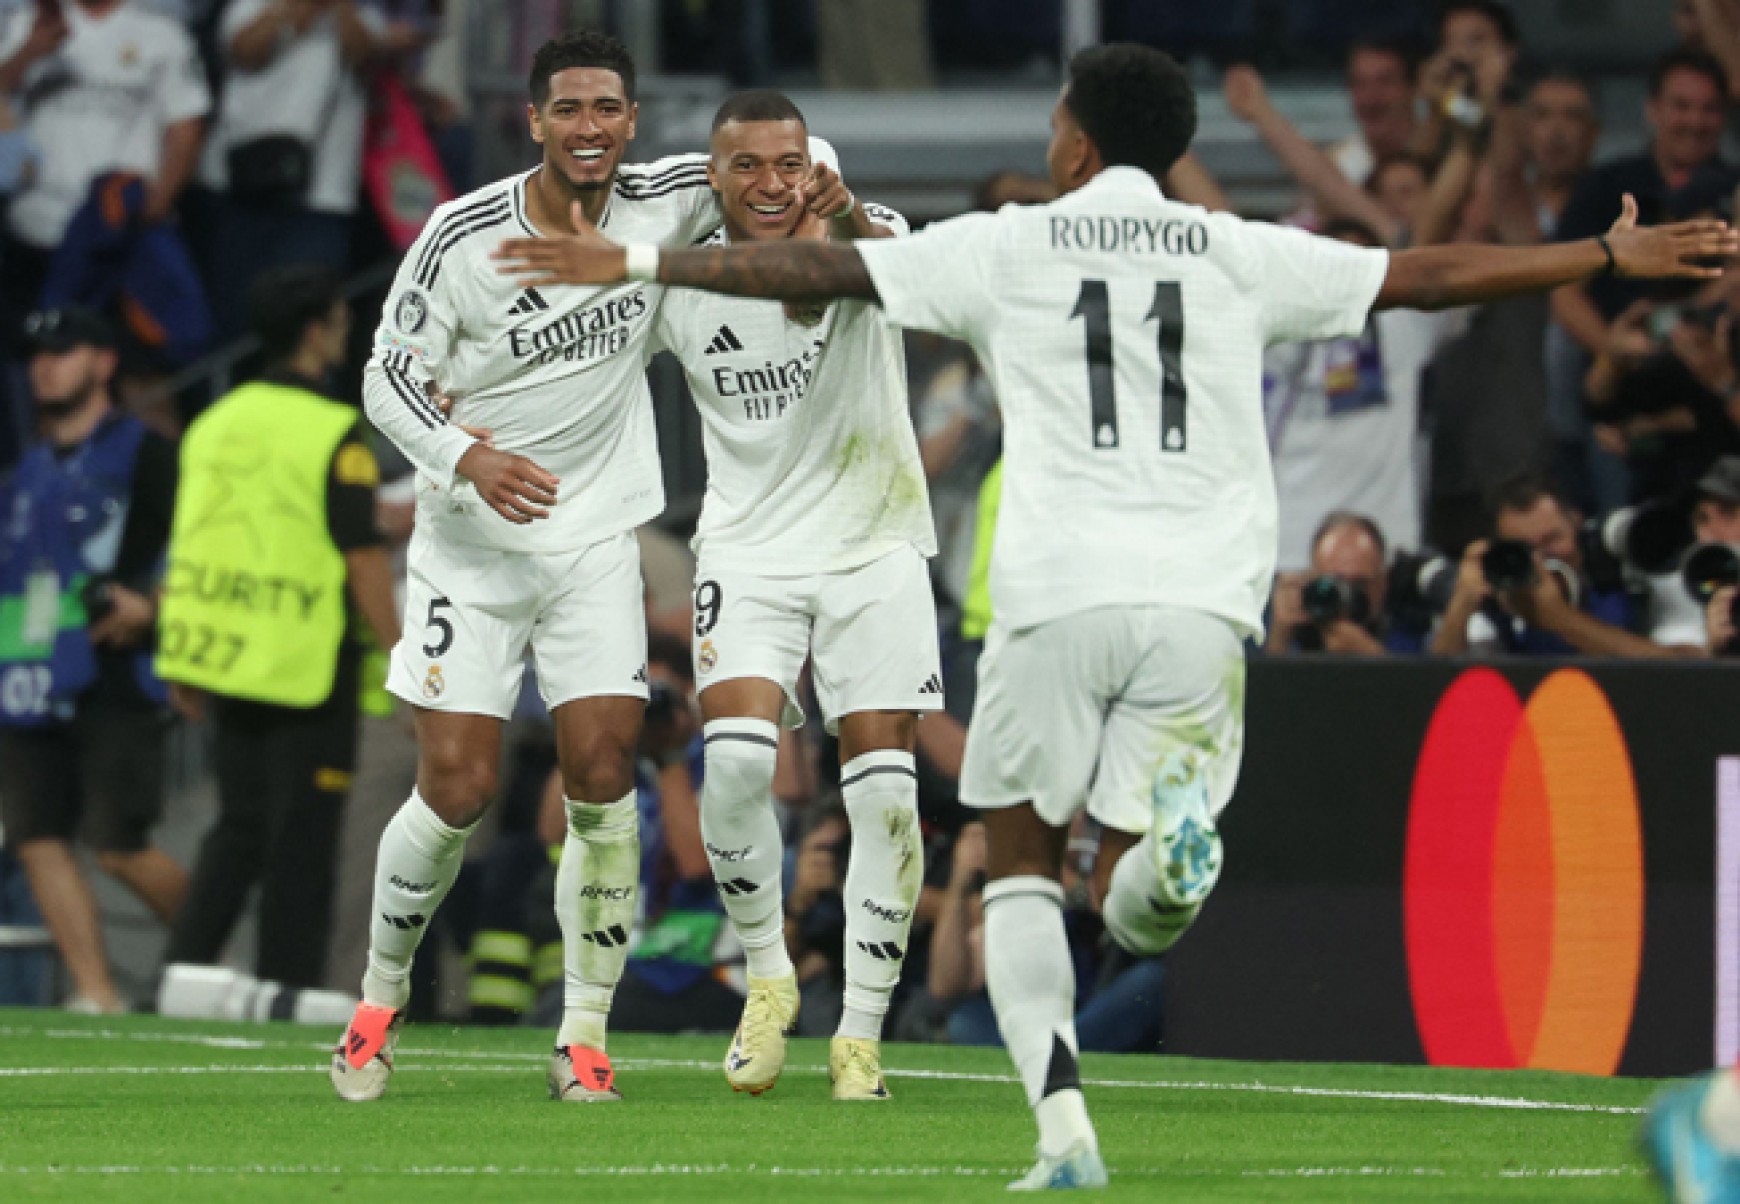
[
  {"x1": 156, "y1": 381, "x2": 357, "y2": 707},
  {"x1": 960, "y1": 460, "x2": 1002, "y2": 641}
]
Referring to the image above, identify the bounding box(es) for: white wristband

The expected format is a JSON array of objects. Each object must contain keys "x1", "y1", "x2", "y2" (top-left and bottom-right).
[{"x1": 624, "y1": 244, "x2": 660, "y2": 282}]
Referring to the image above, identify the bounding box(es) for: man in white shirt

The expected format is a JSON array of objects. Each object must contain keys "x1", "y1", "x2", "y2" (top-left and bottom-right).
[
  {"x1": 640, "y1": 90, "x2": 936, "y2": 1102},
  {"x1": 0, "y1": 0, "x2": 208, "y2": 311},
  {"x1": 330, "y1": 30, "x2": 727, "y2": 1109},
  {"x1": 496, "y1": 43, "x2": 1735, "y2": 1190}
]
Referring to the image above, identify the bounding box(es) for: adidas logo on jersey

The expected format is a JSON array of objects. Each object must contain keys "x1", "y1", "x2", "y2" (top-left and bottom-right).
[
  {"x1": 918, "y1": 673, "x2": 944, "y2": 696},
  {"x1": 704, "y1": 325, "x2": 745, "y2": 355},
  {"x1": 508, "y1": 288, "x2": 550, "y2": 316}
]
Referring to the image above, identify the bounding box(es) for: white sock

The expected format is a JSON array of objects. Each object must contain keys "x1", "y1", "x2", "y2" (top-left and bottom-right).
[
  {"x1": 700, "y1": 718, "x2": 793, "y2": 982},
  {"x1": 838, "y1": 749, "x2": 922, "y2": 1041},
  {"x1": 1101, "y1": 831, "x2": 1206, "y2": 957},
  {"x1": 554, "y1": 793, "x2": 639, "y2": 1051},
  {"x1": 1704, "y1": 1067, "x2": 1740, "y2": 1154},
  {"x1": 361, "y1": 791, "x2": 474, "y2": 1010},
  {"x1": 984, "y1": 876, "x2": 1098, "y2": 1158}
]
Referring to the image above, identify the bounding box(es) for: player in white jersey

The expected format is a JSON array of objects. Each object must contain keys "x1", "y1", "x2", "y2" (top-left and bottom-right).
[
  {"x1": 331, "y1": 31, "x2": 724, "y2": 1107},
  {"x1": 496, "y1": 43, "x2": 1735, "y2": 1189},
  {"x1": 639, "y1": 91, "x2": 938, "y2": 1101}
]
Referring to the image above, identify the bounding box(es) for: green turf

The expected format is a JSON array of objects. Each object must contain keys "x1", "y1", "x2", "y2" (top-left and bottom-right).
[{"x1": 0, "y1": 1009, "x2": 1670, "y2": 1201}]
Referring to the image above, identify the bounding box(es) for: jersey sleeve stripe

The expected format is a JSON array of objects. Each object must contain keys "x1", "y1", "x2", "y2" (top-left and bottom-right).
[
  {"x1": 381, "y1": 363, "x2": 438, "y2": 431},
  {"x1": 613, "y1": 176, "x2": 711, "y2": 201},
  {"x1": 613, "y1": 165, "x2": 710, "y2": 193},
  {"x1": 413, "y1": 196, "x2": 511, "y2": 285},
  {"x1": 616, "y1": 157, "x2": 709, "y2": 186},
  {"x1": 382, "y1": 353, "x2": 445, "y2": 429},
  {"x1": 418, "y1": 211, "x2": 512, "y2": 290}
]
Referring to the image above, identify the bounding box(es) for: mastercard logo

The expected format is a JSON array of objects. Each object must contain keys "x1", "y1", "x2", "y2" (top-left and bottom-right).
[{"x1": 1403, "y1": 668, "x2": 1644, "y2": 1075}]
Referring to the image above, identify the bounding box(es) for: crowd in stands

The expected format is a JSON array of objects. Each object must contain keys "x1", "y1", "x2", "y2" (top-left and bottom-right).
[{"x1": 3, "y1": 0, "x2": 1740, "y2": 1055}]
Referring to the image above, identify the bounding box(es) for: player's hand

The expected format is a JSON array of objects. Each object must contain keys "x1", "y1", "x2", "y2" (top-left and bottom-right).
[
  {"x1": 799, "y1": 162, "x2": 855, "y2": 222},
  {"x1": 490, "y1": 202, "x2": 627, "y2": 287},
  {"x1": 455, "y1": 443, "x2": 559, "y2": 524},
  {"x1": 427, "y1": 381, "x2": 493, "y2": 444},
  {"x1": 1222, "y1": 65, "x2": 1271, "y2": 124},
  {"x1": 1606, "y1": 193, "x2": 1739, "y2": 281},
  {"x1": 22, "y1": 5, "x2": 69, "y2": 59}
]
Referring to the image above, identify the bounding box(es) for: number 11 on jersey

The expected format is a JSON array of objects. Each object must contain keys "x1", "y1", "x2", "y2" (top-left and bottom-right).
[{"x1": 1070, "y1": 279, "x2": 1188, "y2": 452}]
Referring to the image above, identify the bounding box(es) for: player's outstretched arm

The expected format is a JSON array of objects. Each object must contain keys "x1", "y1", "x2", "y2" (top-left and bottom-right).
[
  {"x1": 1375, "y1": 194, "x2": 1737, "y2": 311},
  {"x1": 493, "y1": 201, "x2": 881, "y2": 304}
]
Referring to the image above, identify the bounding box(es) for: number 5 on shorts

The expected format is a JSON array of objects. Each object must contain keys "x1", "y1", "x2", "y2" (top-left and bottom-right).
[{"x1": 423, "y1": 597, "x2": 455, "y2": 657}]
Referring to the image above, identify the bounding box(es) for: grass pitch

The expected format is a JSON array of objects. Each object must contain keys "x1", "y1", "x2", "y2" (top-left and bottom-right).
[{"x1": 0, "y1": 1009, "x2": 1667, "y2": 1201}]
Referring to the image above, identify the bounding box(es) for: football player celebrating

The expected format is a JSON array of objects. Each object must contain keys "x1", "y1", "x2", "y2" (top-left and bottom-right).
[
  {"x1": 636, "y1": 91, "x2": 935, "y2": 1101},
  {"x1": 495, "y1": 43, "x2": 1734, "y2": 1187},
  {"x1": 334, "y1": 31, "x2": 719, "y2": 1105}
]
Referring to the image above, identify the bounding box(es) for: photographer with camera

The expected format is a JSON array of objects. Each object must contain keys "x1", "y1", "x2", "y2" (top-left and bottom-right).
[
  {"x1": 1268, "y1": 512, "x2": 1428, "y2": 656},
  {"x1": 1683, "y1": 456, "x2": 1740, "y2": 654},
  {"x1": 0, "y1": 305, "x2": 188, "y2": 1013},
  {"x1": 1431, "y1": 475, "x2": 1675, "y2": 657}
]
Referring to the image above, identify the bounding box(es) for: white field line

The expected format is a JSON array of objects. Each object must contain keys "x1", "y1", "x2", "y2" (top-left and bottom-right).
[
  {"x1": 0, "y1": 1025, "x2": 1648, "y2": 1115},
  {"x1": 0, "y1": 1163, "x2": 1647, "y2": 1180}
]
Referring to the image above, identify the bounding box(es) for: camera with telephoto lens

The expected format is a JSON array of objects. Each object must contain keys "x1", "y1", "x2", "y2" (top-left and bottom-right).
[
  {"x1": 1682, "y1": 542, "x2": 1740, "y2": 655},
  {"x1": 1387, "y1": 552, "x2": 1457, "y2": 627},
  {"x1": 1481, "y1": 541, "x2": 1582, "y2": 607},
  {"x1": 1300, "y1": 574, "x2": 1374, "y2": 628},
  {"x1": 1480, "y1": 540, "x2": 1538, "y2": 593}
]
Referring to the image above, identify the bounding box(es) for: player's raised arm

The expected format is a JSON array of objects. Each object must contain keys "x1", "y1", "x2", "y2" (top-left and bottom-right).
[
  {"x1": 1374, "y1": 193, "x2": 1737, "y2": 311},
  {"x1": 494, "y1": 200, "x2": 881, "y2": 304}
]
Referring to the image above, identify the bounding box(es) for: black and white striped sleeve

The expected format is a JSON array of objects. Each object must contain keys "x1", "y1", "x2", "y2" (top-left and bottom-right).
[{"x1": 362, "y1": 212, "x2": 477, "y2": 488}]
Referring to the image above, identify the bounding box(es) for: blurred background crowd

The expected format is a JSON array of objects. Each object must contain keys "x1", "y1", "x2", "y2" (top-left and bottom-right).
[{"x1": 3, "y1": 0, "x2": 1739, "y2": 1051}]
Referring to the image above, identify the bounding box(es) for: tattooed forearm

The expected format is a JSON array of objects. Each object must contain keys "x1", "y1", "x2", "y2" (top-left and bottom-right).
[{"x1": 658, "y1": 242, "x2": 881, "y2": 304}]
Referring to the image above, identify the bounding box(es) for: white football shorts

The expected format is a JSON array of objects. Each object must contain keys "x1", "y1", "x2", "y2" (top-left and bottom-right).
[
  {"x1": 690, "y1": 544, "x2": 943, "y2": 732},
  {"x1": 387, "y1": 527, "x2": 649, "y2": 719},
  {"x1": 960, "y1": 605, "x2": 1246, "y2": 833}
]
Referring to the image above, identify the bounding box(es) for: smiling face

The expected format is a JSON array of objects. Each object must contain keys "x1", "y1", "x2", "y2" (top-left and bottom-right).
[
  {"x1": 528, "y1": 67, "x2": 637, "y2": 192},
  {"x1": 709, "y1": 118, "x2": 809, "y2": 243},
  {"x1": 1649, "y1": 66, "x2": 1727, "y2": 176}
]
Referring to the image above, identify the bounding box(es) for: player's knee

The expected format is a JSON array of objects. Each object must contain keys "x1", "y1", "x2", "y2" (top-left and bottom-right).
[
  {"x1": 560, "y1": 733, "x2": 636, "y2": 803},
  {"x1": 418, "y1": 751, "x2": 498, "y2": 827}
]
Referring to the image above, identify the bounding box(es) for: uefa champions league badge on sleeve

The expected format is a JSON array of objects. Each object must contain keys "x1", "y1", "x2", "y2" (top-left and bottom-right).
[{"x1": 395, "y1": 290, "x2": 430, "y2": 336}]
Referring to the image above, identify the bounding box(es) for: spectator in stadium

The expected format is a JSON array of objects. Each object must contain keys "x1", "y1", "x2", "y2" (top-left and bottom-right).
[
  {"x1": 1266, "y1": 512, "x2": 1428, "y2": 656},
  {"x1": 200, "y1": 0, "x2": 427, "y2": 337},
  {"x1": 1327, "y1": 37, "x2": 1420, "y2": 186},
  {"x1": 783, "y1": 794, "x2": 851, "y2": 1037},
  {"x1": 1224, "y1": 65, "x2": 1480, "y2": 249},
  {"x1": 1583, "y1": 254, "x2": 1740, "y2": 505},
  {"x1": 158, "y1": 265, "x2": 400, "y2": 989},
  {"x1": 1262, "y1": 217, "x2": 1466, "y2": 567},
  {"x1": 0, "y1": 0, "x2": 210, "y2": 343},
  {"x1": 1430, "y1": 474, "x2": 1687, "y2": 657},
  {"x1": 1688, "y1": 457, "x2": 1740, "y2": 654},
  {"x1": 0, "y1": 305, "x2": 186, "y2": 1014},
  {"x1": 1551, "y1": 48, "x2": 1734, "y2": 509}
]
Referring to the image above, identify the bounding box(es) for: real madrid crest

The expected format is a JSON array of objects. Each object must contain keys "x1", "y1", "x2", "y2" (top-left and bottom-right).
[
  {"x1": 396, "y1": 290, "x2": 430, "y2": 336},
  {"x1": 698, "y1": 639, "x2": 718, "y2": 675},
  {"x1": 422, "y1": 665, "x2": 445, "y2": 700}
]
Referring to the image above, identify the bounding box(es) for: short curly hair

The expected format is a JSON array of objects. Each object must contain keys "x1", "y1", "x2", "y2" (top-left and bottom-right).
[
  {"x1": 1063, "y1": 44, "x2": 1196, "y2": 181},
  {"x1": 530, "y1": 31, "x2": 636, "y2": 107}
]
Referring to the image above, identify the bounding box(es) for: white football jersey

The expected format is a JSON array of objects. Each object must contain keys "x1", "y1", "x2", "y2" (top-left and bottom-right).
[
  {"x1": 858, "y1": 167, "x2": 1389, "y2": 636},
  {"x1": 651, "y1": 209, "x2": 936, "y2": 576},
  {"x1": 362, "y1": 157, "x2": 719, "y2": 554}
]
